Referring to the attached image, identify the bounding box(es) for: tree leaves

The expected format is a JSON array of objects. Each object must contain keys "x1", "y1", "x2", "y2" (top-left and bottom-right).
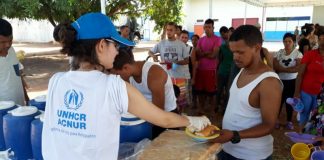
[{"x1": 0, "y1": 0, "x2": 183, "y2": 33}]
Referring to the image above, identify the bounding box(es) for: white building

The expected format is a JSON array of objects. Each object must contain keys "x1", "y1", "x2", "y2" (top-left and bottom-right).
[{"x1": 182, "y1": 0, "x2": 315, "y2": 41}]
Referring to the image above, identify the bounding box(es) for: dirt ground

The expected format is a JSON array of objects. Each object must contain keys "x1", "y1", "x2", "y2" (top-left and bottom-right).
[{"x1": 22, "y1": 45, "x2": 294, "y2": 160}]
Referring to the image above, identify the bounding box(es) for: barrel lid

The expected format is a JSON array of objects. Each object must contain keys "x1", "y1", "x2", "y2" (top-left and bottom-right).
[
  {"x1": 35, "y1": 111, "x2": 45, "y2": 122},
  {"x1": 0, "y1": 101, "x2": 15, "y2": 110},
  {"x1": 34, "y1": 95, "x2": 46, "y2": 102},
  {"x1": 121, "y1": 112, "x2": 137, "y2": 119},
  {"x1": 9, "y1": 106, "x2": 38, "y2": 116}
]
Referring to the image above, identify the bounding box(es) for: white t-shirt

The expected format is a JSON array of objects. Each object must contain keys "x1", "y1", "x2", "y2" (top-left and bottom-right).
[
  {"x1": 150, "y1": 39, "x2": 190, "y2": 79},
  {"x1": 0, "y1": 47, "x2": 24, "y2": 105},
  {"x1": 129, "y1": 61, "x2": 177, "y2": 112},
  {"x1": 42, "y1": 71, "x2": 128, "y2": 160},
  {"x1": 274, "y1": 48, "x2": 303, "y2": 80}
]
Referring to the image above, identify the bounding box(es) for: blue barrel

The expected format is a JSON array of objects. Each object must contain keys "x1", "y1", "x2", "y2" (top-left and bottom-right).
[
  {"x1": 3, "y1": 106, "x2": 39, "y2": 160},
  {"x1": 0, "y1": 101, "x2": 17, "y2": 151},
  {"x1": 31, "y1": 113, "x2": 44, "y2": 160},
  {"x1": 28, "y1": 95, "x2": 46, "y2": 111},
  {"x1": 120, "y1": 113, "x2": 152, "y2": 143}
]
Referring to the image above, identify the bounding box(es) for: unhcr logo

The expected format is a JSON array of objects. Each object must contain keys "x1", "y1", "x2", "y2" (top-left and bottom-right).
[{"x1": 64, "y1": 89, "x2": 84, "y2": 110}]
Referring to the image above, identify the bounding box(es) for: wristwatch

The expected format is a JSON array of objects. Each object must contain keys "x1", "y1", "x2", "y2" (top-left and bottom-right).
[{"x1": 230, "y1": 131, "x2": 241, "y2": 144}]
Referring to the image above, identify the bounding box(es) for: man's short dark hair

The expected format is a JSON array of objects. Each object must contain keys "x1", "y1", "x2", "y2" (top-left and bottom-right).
[
  {"x1": 219, "y1": 26, "x2": 229, "y2": 33},
  {"x1": 229, "y1": 25, "x2": 263, "y2": 47},
  {"x1": 180, "y1": 30, "x2": 189, "y2": 36},
  {"x1": 204, "y1": 19, "x2": 214, "y2": 27},
  {"x1": 166, "y1": 22, "x2": 177, "y2": 29},
  {"x1": 120, "y1": 25, "x2": 129, "y2": 30},
  {"x1": 113, "y1": 48, "x2": 135, "y2": 70},
  {"x1": 191, "y1": 34, "x2": 199, "y2": 40},
  {"x1": 283, "y1": 32, "x2": 296, "y2": 42},
  {"x1": 0, "y1": 18, "x2": 12, "y2": 36},
  {"x1": 229, "y1": 27, "x2": 235, "y2": 32}
]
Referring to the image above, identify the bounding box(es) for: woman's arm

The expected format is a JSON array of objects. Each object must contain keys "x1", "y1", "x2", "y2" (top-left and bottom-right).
[{"x1": 294, "y1": 64, "x2": 306, "y2": 98}]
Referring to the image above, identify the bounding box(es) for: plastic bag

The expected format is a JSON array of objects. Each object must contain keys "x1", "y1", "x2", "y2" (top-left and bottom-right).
[{"x1": 118, "y1": 138, "x2": 151, "y2": 160}]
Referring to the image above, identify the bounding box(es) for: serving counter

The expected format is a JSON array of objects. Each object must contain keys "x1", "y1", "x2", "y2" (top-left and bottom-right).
[{"x1": 137, "y1": 130, "x2": 222, "y2": 160}]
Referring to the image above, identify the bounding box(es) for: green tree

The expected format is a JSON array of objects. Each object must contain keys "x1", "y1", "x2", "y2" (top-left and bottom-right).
[{"x1": 0, "y1": 0, "x2": 183, "y2": 33}]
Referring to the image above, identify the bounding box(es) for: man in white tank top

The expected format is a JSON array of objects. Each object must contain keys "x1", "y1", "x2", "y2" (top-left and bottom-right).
[
  {"x1": 210, "y1": 25, "x2": 282, "y2": 160},
  {"x1": 112, "y1": 48, "x2": 178, "y2": 139}
]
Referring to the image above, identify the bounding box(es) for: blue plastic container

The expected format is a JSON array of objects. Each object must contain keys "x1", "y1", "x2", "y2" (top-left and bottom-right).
[
  {"x1": 3, "y1": 106, "x2": 39, "y2": 160},
  {"x1": 0, "y1": 101, "x2": 17, "y2": 151},
  {"x1": 120, "y1": 113, "x2": 152, "y2": 143},
  {"x1": 28, "y1": 95, "x2": 46, "y2": 111},
  {"x1": 286, "y1": 97, "x2": 304, "y2": 112},
  {"x1": 31, "y1": 113, "x2": 44, "y2": 160}
]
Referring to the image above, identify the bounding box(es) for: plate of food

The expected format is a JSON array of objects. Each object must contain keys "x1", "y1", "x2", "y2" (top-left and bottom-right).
[{"x1": 185, "y1": 125, "x2": 220, "y2": 142}]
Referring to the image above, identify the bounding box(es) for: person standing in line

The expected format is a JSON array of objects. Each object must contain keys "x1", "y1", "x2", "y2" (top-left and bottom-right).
[
  {"x1": 176, "y1": 25, "x2": 182, "y2": 39},
  {"x1": 0, "y1": 18, "x2": 29, "y2": 105},
  {"x1": 42, "y1": 13, "x2": 211, "y2": 160},
  {"x1": 179, "y1": 30, "x2": 193, "y2": 109},
  {"x1": 190, "y1": 34, "x2": 200, "y2": 107},
  {"x1": 298, "y1": 38, "x2": 311, "y2": 55},
  {"x1": 211, "y1": 25, "x2": 282, "y2": 160},
  {"x1": 148, "y1": 22, "x2": 190, "y2": 114},
  {"x1": 194, "y1": 19, "x2": 222, "y2": 113},
  {"x1": 216, "y1": 26, "x2": 233, "y2": 114},
  {"x1": 294, "y1": 26, "x2": 324, "y2": 133},
  {"x1": 273, "y1": 33, "x2": 303, "y2": 130},
  {"x1": 119, "y1": 25, "x2": 134, "y2": 52}
]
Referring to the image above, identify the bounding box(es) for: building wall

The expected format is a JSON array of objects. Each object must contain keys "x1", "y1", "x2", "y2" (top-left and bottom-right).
[
  {"x1": 183, "y1": 0, "x2": 313, "y2": 41},
  {"x1": 313, "y1": 6, "x2": 324, "y2": 25},
  {"x1": 8, "y1": 19, "x2": 55, "y2": 43}
]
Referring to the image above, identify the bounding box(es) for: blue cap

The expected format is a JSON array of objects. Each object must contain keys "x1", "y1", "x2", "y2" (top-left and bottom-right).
[{"x1": 71, "y1": 13, "x2": 135, "y2": 46}]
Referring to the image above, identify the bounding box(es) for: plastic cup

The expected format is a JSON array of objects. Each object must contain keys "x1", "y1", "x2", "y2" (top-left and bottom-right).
[{"x1": 291, "y1": 143, "x2": 313, "y2": 160}]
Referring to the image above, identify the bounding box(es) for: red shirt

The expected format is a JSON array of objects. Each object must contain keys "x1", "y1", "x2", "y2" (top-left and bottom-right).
[{"x1": 301, "y1": 49, "x2": 324, "y2": 95}]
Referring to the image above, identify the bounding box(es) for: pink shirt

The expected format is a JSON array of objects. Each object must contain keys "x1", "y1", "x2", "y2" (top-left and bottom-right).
[{"x1": 197, "y1": 35, "x2": 222, "y2": 70}]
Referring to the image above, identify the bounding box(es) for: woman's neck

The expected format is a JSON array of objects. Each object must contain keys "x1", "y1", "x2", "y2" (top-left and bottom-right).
[
  {"x1": 78, "y1": 62, "x2": 103, "y2": 71},
  {"x1": 285, "y1": 48, "x2": 292, "y2": 54}
]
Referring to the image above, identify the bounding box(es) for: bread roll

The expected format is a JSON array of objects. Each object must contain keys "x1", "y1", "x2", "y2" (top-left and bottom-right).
[{"x1": 195, "y1": 125, "x2": 217, "y2": 137}]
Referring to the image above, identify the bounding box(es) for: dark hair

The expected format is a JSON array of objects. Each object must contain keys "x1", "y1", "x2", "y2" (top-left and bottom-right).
[
  {"x1": 298, "y1": 38, "x2": 310, "y2": 54},
  {"x1": 219, "y1": 26, "x2": 229, "y2": 33},
  {"x1": 166, "y1": 22, "x2": 177, "y2": 29},
  {"x1": 229, "y1": 25, "x2": 263, "y2": 47},
  {"x1": 113, "y1": 48, "x2": 135, "y2": 70},
  {"x1": 316, "y1": 26, "x2": 324, "y2": 37},
  {"x1": 191, "y1": 34, "x2": 199, "y2": 40},
  {"x1": 229, "y1": 27, "x2": 235, "y2": 32},
  {"x1": 120, "y1": 25, "x2": 129, "y2": 30},
  {"x1": 204, "y1": 19, "x2": 214, "y2": 26},
  {"x1": 180, "y1": 30, "x2": 189, "y2": 36},
  {"x1": 176, "y1": 25, "x2": 182, "y2": 31},
  {"x1": 53, "y1": 23, "x2": 103, "y2": 71},
  {"x1": 0, "y1": 18, "x2": 12, "y2": 36},
  {"x1": 301, "y1": 24, "x2": 314, "y2": 37},
  {"x1": 173, "y1": 84, "x2": 180, "y2": 98},
  {"x1": 53, "y1": 21, "x2": 72, "y2": 42},
  {"x1": 283, "y1": 32, "x2": 296, "y2": 42}
]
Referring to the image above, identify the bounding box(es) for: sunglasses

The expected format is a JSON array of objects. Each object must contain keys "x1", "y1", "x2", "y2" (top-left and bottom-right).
[{"x1": 105, "y1": 39, "x2": 120, "y2": 49}]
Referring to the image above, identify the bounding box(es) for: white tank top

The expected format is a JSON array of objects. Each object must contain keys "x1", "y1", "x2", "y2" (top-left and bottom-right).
[
  {"x1": 129, "y1": 61, "x2": 177, "y2": 112},
  {"x1": 222, "y1": 69, "x2": 280, "y2": 160}
]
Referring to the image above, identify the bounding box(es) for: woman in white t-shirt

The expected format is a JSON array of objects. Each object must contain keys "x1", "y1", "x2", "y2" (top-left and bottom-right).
[
  {"x1": 42, "y1": 13, "x2": 211, "y2": 160},
  {"x1": 273, "y1": 33, "x2": 303, "y2": 130}
]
